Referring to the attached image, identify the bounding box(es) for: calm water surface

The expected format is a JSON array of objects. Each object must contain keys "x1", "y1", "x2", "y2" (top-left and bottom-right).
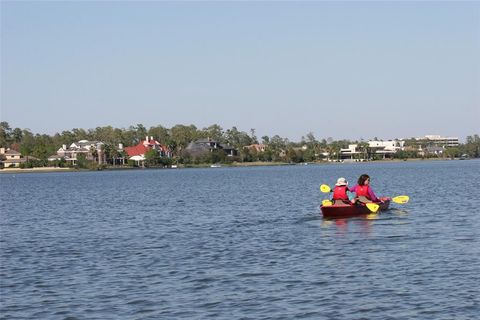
[{"x1": 1, "y1": 160, "x2": 479, "y2": 319}]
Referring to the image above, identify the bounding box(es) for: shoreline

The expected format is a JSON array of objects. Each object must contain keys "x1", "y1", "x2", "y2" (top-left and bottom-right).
[
  {"x1": 0, "y1": 157, "x2": 470, "y2": 174},
  {"x1": 0, "y1": 167, "x2": 76, "y2": 174}
]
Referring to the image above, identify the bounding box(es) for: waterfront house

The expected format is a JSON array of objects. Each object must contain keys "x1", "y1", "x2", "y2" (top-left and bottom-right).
[
  {"x1": 185, "y1": 138, "x2": 237, "y2": 157},
  {"x1": 0, "y1": 148, "x2": 23, "y2": 168},
  {"x1": 124, "y1": 136, "x2": 172, "y2": 164},
  {"x1": 367, "y1": 140, "x2": 405, "y2": 159},
  {"x1": 421, "y1": 146, "x2": 445, "y2": 156},
  {"x1": 55, "y1": 140, "x2": 105, "y2": 165},
  {"x1": 339, "y1": 140, "x2": 405, "y2": 160}
]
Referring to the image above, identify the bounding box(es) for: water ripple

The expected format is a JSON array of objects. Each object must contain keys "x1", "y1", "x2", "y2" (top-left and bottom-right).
[{"x1": 1, "y1": 161, "x2": 480, "y2": 319}]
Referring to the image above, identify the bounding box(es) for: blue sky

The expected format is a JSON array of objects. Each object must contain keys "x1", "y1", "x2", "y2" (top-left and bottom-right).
[{"x1": 1, "y1": 1, "x2": 479, "y2": 142}]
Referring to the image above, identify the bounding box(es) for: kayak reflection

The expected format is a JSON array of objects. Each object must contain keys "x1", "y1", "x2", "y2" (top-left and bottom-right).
[{"x1": 321, "y1": 216, "x2": 375, "y2": 236}]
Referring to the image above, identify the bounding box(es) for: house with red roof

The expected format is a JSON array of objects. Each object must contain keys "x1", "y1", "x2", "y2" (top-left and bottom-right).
[{"x1": 124, "y1": 136, "x2": 172, "y2": 162}]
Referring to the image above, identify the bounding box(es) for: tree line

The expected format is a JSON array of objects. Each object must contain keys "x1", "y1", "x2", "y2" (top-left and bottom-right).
[{"x1": 1, "y1": 121, "x2": 479, "y2": 168}]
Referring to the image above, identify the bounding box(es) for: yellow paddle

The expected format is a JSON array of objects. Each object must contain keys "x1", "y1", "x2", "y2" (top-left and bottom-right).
[
  {"x1": 392, "y1": 195, "x2": 409, "y2": 204},
  {"x1": 320, "y1": 185, "x2": 333, "y2": 206},
  {"x1": 322, "y1": 199, "x2": 333, "y2": 206},
  {"x1": 366, "y1": 202, "x2": 380, "y2": 213},
  {"x1": 320, "y1": 184, "x2": 331, "y2": 193},
  {"x1": 365, "y1": 195, "x2": 408, "y2": 213}
]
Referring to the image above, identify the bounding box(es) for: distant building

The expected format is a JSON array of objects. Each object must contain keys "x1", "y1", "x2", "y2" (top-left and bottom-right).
[
  {"x1": 0, "y1": 148, "x2": 23, "y2": 168},
  {"x1": 339, "y1": 139, "x2": 405, "y2": 160},
  {"x1": 185, "y1": 138, "x2": 237, "y2": 157},
  {"x1": 339, "y1": 144, "x2": 360, "y2": 160},
  {"x1": 54, "y1": 140, "x2": 105, "y2": 165},
  {"x1": 368, "y1": 140, "x2": 405, "y2": 158},
  {"x1": 417, "y1": 135, "x2": 459, "y2": 147},
  {"x1": 422, "y1": 146, "x2": 445, "y2": 156},
  {"x1": 368, "y1": 140, "x2": 405, "y2": 151},
  {"x1": 124, "y1": 136, "x2": 172, "y2": 164}
]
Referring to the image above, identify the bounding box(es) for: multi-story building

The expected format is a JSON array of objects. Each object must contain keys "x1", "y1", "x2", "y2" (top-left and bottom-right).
[
  {"x1": 55, "y1": 140, "x2": 105, "y2": 165},
  {"x1": 417, "y1": 135, "x2": 459, "y2": 147},
  {"x1": 0, "y1": 148, "x2": 23, "y2": 168},
  {"x1": 339, "y1": 140, "x2": 405, "y2": 160}
]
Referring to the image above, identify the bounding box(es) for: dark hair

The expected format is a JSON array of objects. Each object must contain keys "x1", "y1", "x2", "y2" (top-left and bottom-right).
[{"x1": 358, "y1": 174, "x2": 370, "y2": 186}]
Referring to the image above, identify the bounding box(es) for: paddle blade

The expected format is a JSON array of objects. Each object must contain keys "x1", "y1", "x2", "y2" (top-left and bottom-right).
[
  {"x1": 320, "y1": 184, "x2": 331, "y2": 193},
  {"x1": 322, "y1": 199, "x2": 333, "y2": 206},
  {"x1": 366, "y1": 202, "x2": 380, "y2": 213},
  {"x1": 392, "y1": 195, "x2": 409, "y2": 204}
]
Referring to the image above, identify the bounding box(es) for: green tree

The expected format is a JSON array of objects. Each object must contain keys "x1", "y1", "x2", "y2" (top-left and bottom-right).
[
  {"x1": 305, "y1": 132, "x2": 316, "y2": 147},
  {"x1": 145, "y1": 149, "x2": 160, "y2": 167},
  {"x1": 444, "y1": 147, "x2": 460, "y2": 159},
  {"x1": 72, "y1": 128, "x2": 90, "y2": 141},
  {"x1": 465, "y1": 134, "x2": 480, "y2": 157},
  {"x1": 58, "y1": 130, "x2": 76, "y2": 145},
  {"x1": 326, "y1": 142, "x2": 341, "y2": 161},
  {"x1": 148, "y1": 125, "x2": 171, "y2": 144},
  {"x1": 286, "y1": 147, "x2": 300, "y2": 163},
  {"x1": 224, "y1": 126, "x2": 253, "y2": 149},
  {"x1": 91, "y1": 126, "x2": 117, "y2": 144},
  {"x1": 303, "y1": 148, "x2": 316, "y2": 162},
  {"x1": 240, "y1": 147, "x2": 253, "y2": 162},
  {"x1": 32, "y1": 134, "x2": 55, "y2": 160},
  {"x1": 76, "y1": 153, "x2": 88, "y2": 168},
  {"x1": 128, "y1": 124, "x2": 148, "y2": 144},
  {"x1": 269, "y1": 135, "x2": 287, "y2": 151},
  {"x1": 170, "y1": 124, "x2": 198, "y2": 150},
  {"x1": 250, "y1": 129, "x2": 258, "y2": 144},
  {"x1": 259, "y1": 148, "x2": 273, "y2": 162},
  {"x1": 211, "y1": 149, "x2": 226, "y2": 164},
  {"x1": 12, "y1": 128, "x2": 23, "y2": 143},
  {"x1": 199, "y1": 124, "x2": 224, "y2": 142},
  {"x1": 357, "y1": 142, "x2": 369, "y2": 160},
  {"x1": 19, "y1": 130, "x2": 35, "y2": 156},
  {"x1": 0, "y1": 121, "x2": 12, "y2": 147}
]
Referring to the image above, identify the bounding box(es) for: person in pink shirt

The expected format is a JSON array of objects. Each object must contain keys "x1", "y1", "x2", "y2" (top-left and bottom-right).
[{"x1": 349, "y1": 174, "x2": 382, "y2": 204}]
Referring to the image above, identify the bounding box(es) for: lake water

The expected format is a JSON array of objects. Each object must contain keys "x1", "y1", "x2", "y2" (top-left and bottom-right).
[{"x1": 1, "y1": 160, "x2": 479, "y2": 319}]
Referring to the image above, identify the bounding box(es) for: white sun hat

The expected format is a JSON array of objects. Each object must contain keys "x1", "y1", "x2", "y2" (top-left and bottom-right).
[{"x1": 335, "y1": 177, "x2": 348, "y2": 186}]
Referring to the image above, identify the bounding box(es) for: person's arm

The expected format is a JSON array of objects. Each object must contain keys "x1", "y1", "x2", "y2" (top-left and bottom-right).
[
  {"x1": 347, "y1": 185, "x2": 357, "y2": 203},
  {"x1": 368, "y1": 187, "x2": 380, "y2": 202}
]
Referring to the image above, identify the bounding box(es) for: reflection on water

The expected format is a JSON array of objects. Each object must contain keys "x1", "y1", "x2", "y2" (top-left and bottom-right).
[
  {"x1": 320, "y1": 207, "x2": 412, "y2": 237},
  {"x1": 321, "y1": 216, "x2": 375, "y2": 236},
  {"x1": 389, "y1": 208, "x2": 410, "y2": 216}
]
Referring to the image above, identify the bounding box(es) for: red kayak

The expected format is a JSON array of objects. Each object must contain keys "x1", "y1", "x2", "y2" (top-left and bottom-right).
[{"x1": 320, "y1": 198, "x2": 390, "y2": 219}]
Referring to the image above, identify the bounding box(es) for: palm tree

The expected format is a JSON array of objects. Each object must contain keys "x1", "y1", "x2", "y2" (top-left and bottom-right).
[{"x1": 357, "y1": 142, "x2": 369, "y2": 160}]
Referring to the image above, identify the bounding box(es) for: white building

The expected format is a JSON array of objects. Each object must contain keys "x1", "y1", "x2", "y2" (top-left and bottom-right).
[
  {"x1": 339, "y1": 144, "x2": 364, "y2": 161},
  {"x1": 55, "y1": 140, "x2": 105, "y2": 165},
  {"x1": 368, "y1": 140, "x2": 405, "y2": 151},
  {"x1": 417, "y1": 135, "x2": 459, "y2": 147},
  {"x1": 339, "y1": 139, "x2": 405, "y2": 160}
]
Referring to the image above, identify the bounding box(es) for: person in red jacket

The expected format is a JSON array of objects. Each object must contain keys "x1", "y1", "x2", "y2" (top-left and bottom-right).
[
  {"x1": 349, "y1": 174, "x2": 381, "y2": 204},
  {"x1": 332, "y1": 177, "x2": 353, "y2": 205}
]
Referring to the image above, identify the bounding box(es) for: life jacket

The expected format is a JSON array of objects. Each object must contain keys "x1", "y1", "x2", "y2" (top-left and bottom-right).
[
  {"x1": 355, "y1": 185, "x2": 371, "y2": 199},
  {"x1": 333, "y1": 186, "x2": 349, "y2": 200}
]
